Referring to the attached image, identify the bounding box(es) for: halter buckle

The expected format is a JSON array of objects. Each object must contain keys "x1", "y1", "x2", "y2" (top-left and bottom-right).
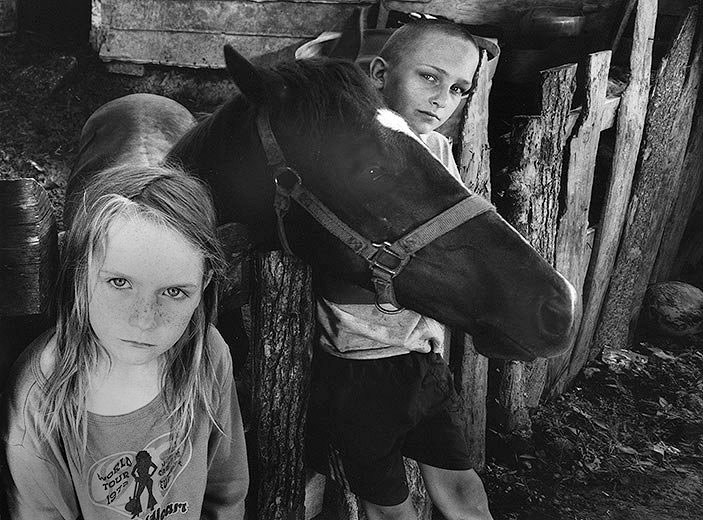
[{"x1": 369, "y1": 242, "x2": 405, "y2": 277}]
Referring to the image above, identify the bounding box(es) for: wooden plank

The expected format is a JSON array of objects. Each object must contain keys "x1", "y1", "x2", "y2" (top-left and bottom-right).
[
  {"x1": 650, "y1": 32, "x2": 703, "y2": 282},
  {"x1": 383, "y1": 0, "x2": 620, "y2": 26},
  {"x1": 99, "y1": 30, "x2": 308, "y2": 67},
  {"x1": 250, "y1": 251, "x2": 314, "y2": 520},
  {"x1": 546, "y1": 51, "x2": 611, "y2": 398},
  {"x1": 451, "y1": 48, "x2": 492, "y2": 470},
  {"x1": 0, "y1": 0, "x2": 17, "y2": 35},
  {"x1": 93, "y1": 0, "x2": 369, "y2": 66},
  {"x1": 0, "y1": 179, "x2": 58, "y2": 317},
  {"x1": 565, "y1": 0, "x2": 657, "y2": 383},
  {"x1": 500, "y1": 63, "x2": 577, "y2": 416},
  {"x1": 104, "y1": 0, "x2": 367, "y2": 36},
  {"x1": 592, "y1": 7, "x2": 699, "y2": 356}
]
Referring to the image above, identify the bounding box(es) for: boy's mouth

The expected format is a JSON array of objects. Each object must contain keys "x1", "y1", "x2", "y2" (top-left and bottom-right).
[{"x1": 418, "y1": 110, "x2": 440, "y2": 121}]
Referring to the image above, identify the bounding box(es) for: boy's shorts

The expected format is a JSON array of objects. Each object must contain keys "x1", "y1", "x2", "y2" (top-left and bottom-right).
[{"x1": 305, "y1": 349, "x2": 473, "y2": 506}]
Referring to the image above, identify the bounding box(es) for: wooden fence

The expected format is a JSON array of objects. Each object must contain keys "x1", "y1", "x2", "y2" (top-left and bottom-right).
[{"x1": 2, "y1": 1, "x2": 703, "y2": 518}]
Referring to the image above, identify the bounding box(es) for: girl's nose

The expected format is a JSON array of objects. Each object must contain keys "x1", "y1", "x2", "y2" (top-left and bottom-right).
[{"x1": 128, "y1": 296, "x2": 159, "y2": 330}]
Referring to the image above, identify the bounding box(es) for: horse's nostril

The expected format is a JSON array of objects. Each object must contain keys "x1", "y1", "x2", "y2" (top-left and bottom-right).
[{"x1": 538, "y1": 287, "x2": 577, "y2": 341}]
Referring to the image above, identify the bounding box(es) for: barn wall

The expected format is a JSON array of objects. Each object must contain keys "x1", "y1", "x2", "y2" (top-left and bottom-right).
[{"x1": 91, "y1": 0, "x2": 373, "y2": 68}]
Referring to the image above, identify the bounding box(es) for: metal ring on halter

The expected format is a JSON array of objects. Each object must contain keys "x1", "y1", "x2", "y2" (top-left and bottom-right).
[{"x1": 375, "y1": 298, "x2": 405, "y2": 314}]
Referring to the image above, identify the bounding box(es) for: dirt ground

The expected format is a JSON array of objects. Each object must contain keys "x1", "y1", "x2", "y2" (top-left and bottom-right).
[{"x1": 2, "y1": 35, "x2": 703, "y2": 520}]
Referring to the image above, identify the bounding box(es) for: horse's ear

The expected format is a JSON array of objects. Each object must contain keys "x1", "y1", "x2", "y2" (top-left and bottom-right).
[{"x1": 224, "y1": 44, "x2": 268, "y2": 106}]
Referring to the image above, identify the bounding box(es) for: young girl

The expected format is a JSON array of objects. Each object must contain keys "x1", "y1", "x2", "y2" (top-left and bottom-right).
[{"x1": 1, "y1": 164, "x2": 249, "y2": 519}]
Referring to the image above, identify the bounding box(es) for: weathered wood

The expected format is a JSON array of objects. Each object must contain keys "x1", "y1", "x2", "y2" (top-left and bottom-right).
[
  {"x1": 0, "y1": 0, "x2": 16, "y2": 35},
  {"x1": 0, "y1": 179, "x2": 58, "y2": 317},
  {"x1": 593, "y1": 7, "x2": 699, "y2": 355},
  {"x1": 546, "y1": 51, "x2": 611, "y2": 398},
  {"x1": 457, "y1": 48, "x2": 492, "y2": 194},
  {"x1": 384, "y1": 0, "x2": 620, "y2": 26},
  {"x1": 250, "y1": 251, "x2": 314, "y2": 520},
  {"x1": 93, "y1": 0, "x2": 370, "y2": 67},
  {"x1": 669, "y1": 98, "x2": 703, "y2": 282},
  {"x1": 651, "y1": 34, "x2": 703, "y2": 282},
  {"x1": 566, "y1": 0, "x2": 657, "y2": 382},
  {"x1": 499, "y1": 64, "x2": 577, "y2": 416},
  {"x1": 450, "y1": 48, "x2": 492, "y2": 471}
]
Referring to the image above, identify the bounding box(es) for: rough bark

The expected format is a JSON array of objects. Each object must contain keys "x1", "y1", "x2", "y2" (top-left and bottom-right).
[
  {"x1": 497, "y1": 63, "x2": 576, "y2": 431},
  {"x1": 250, "y1": 251, "x2": 314, "y2": 520},
  {"x1": 593, "y1": 7, "x2": 700, "y2": 355},
  {"x1": 0, "y1": 179, "x2": 57, "y2": 317},
  {"x1": 449, "y1": 47, "x2": 492, "y2": 471},
  {"x1": 546, "y1": 51, "x2": 611, "y2": 398},
  {"x1": 566, "y1": 0, "x2": 657, "y2": 383},
  {"x1": 651, "y1": 34, "x2": 703, "y2": 282}
]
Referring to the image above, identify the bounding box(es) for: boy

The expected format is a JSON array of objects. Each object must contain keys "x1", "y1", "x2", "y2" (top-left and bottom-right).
[{"x1": 307, "y1": 19, "x2": 493, "y2": 520}]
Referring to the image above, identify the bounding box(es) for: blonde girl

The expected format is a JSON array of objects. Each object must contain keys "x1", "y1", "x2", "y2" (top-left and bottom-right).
[{"x1": 2, "y1": 164, "x2": 249, "y2": 519}]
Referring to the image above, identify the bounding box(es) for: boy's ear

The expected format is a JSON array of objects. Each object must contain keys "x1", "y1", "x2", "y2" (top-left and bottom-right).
[{"x1": 369, "y1": 57, "x2": 388, "y2": 89}]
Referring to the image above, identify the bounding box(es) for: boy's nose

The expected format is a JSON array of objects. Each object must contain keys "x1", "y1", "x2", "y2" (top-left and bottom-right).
[
  {"x1": 430, "y1": 89, "x2": 448, "y2": 109},
  {"x1": 128, "y1": 296, "x2": 159, "y2": 330}
]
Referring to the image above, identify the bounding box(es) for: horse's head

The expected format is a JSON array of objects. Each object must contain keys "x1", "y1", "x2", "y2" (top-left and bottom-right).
[{"x1": 172, "y1": 45, "x2": 577, "y2": 361}]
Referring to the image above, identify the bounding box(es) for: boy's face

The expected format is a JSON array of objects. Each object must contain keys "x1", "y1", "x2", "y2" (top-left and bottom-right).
[{"x1": 370, "y1": 31, "x2": 479, "y2": 135}]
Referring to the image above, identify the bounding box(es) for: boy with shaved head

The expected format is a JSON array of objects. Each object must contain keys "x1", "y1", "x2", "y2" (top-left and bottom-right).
[{"x1": 307, "y1": 19, "x2": 494, "y2": 520}]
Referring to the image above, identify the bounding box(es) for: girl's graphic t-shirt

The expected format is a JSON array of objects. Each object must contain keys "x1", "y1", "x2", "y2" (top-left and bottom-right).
[{"x1": 2, "y1": 327, "x2": 248, "y2": 520}]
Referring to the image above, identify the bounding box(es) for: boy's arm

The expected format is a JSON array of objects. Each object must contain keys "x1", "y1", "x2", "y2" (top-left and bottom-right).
[{"x1": 202, "y1": 327, "x2": 249, "y2": 520}]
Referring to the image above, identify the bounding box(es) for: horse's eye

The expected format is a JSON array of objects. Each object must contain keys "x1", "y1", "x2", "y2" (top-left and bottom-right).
[{"x1": 367, "y1": 166, "x2": 384, "y2": 177}]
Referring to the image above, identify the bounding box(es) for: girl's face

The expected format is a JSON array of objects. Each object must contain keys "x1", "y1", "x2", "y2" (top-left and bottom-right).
[{"x1": 88, "y1": 214, "x2": 207, "y2": 370}]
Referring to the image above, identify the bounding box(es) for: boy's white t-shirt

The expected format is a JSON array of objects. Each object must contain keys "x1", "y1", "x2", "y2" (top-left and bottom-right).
[{"x1": 316, "y1": 131, "x2": 464, "y2": 360}]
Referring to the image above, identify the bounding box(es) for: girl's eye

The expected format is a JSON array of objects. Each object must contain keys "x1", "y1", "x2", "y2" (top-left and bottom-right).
[
  {"x1": 164, "y1": 287, "x2": 187, "y2": 299},
  {"x1": 108, "y1": 278, "x2": 130, "y2": 289},
  {"x1": 421, "y1": 73, "x2": 437, "y2": 82}
]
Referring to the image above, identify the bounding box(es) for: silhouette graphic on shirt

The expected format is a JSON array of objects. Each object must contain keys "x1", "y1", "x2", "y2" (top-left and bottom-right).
[{"x1": 125, "y1": 450, "x2": 159, "y2": 518}]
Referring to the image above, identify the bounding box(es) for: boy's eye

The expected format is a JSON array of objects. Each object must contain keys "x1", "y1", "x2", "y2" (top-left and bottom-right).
[
  {"x1": 108, "y1": 278, "x2": 131, "y2": 289},
  {"x1": 451, "y1": 85, "x2": 470, "y2": 97},
  {"x1": 164, "y1": 287, "x2": 187, "y2": 299}
]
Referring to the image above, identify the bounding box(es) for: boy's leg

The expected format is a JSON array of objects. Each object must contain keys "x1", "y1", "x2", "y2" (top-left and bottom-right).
[
  {"x1": 361, "y1": 495, "x2": 416, "y2": 520},
  {"x1": 418, "y1": 465, "x2": 493, "y2": 520}
]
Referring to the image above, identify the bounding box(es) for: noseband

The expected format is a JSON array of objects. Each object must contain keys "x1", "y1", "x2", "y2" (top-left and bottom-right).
[{"x1": 256, "y1": 108, "x2": 494, "y2": 313}]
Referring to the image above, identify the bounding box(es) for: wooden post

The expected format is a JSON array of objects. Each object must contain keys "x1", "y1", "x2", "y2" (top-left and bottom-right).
[
  {"x1": 650, "y1": 31, "x2": 703, "y2": 282},
  {"x1": 0, "y1": 179, "x2": 58, "y2": 381},
  {"x1": 565, "y1": 0, "x2": 657, "y2": 383},
  {"x1": 450, "y1": 47, "x2": 492, "y2": 471},
  {"x1": 592, "y1": 7, "x2": 700, "y2": 355},
  {"x1": 250, "y1": 251, "x2": 314, "y2": 520},
  {"x1": 546, "y1": 51, "x2": 611, "y2": 398},
  {"x1": 497, "y1": 63, "x2": 577, "y2": 433}
]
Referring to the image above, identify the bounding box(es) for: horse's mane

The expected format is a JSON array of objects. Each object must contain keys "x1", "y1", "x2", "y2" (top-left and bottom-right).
[
  {"x1": 170, "y1": 57, "x2": 386, "y2": 160},
  {"x1": 271, "y1": 58, "x2": 386, "y2": 134}
]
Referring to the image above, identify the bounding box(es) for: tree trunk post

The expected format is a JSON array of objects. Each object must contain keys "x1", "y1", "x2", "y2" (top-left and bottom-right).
[
  {"x1": 496, "y1": 63, "x2": 576, "y2": 434},
  {"x1": 592, "y1": 7, "x2": 700, "y2": 356},
  {"x1": 546, "y1": 51, "x2": 611, "y2": 398},
  {"x1": 566, "y1": 0, "x2": 657, "y2": 382},
  {"x1": 250, "y1": 251, "x2": 314, "y2": 520}
]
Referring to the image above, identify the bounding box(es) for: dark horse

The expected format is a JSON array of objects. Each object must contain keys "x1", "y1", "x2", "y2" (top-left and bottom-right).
[{"x1": 66, "y1": 45, "x2": 577, "y2": 361}]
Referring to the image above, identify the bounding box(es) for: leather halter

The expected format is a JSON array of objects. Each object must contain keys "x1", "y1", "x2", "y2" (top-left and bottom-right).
[{"x1": 255, "y1": 107, "x2": 494, "y2": 313}]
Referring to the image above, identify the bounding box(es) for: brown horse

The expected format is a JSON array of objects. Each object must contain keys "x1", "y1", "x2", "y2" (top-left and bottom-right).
[{"x1": 67, "y1": 46, "x2": 577, "y2": 361}]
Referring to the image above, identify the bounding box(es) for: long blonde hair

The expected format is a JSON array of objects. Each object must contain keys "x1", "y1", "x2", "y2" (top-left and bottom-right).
[{"x1": 44, "y1": 163, "x2": 227, "y2": 461}]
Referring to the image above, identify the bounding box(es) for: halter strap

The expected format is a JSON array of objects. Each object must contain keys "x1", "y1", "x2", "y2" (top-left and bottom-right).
[{"x1": 255, "y1": 108, "x2": 495, "y2": 312}]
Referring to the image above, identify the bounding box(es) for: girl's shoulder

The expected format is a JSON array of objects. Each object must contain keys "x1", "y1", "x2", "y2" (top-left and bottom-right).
[
  {"x1": 206, "y1": 324, "x2": 233, "y2": 375},
  {"x1": 4, "y1": 329, "x2": 57, "y2": 418}
]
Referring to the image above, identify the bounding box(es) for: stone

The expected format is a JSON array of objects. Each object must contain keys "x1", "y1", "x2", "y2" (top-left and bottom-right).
[{"x1": 641, "y1": 281, "x2": 703, "y2": 337}]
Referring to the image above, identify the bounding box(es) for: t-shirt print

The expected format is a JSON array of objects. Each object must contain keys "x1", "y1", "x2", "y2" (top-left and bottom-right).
[{"x1": 88, "y1": 433, "x2": 193, "y2": 519}]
